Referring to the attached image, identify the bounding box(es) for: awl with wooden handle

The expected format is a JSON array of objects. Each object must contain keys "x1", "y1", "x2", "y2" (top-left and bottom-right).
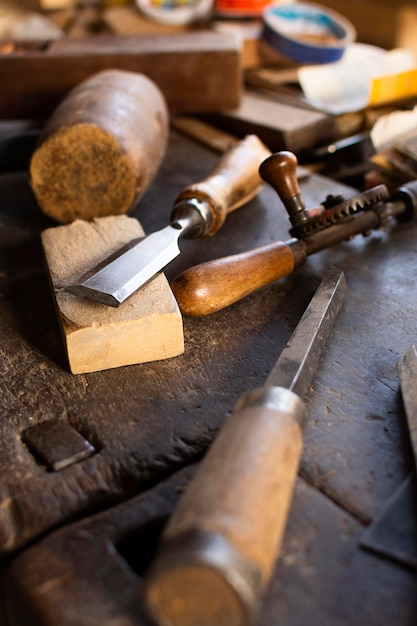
[
  {"x1": 67, "y1": 135, "x2": 271, "y2": 307},
  {"x1": 144, "y1": 266, "x2": 346, "y2": 626}
]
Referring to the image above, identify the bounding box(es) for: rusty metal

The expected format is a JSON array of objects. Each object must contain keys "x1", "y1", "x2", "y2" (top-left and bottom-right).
[
  {"x1": 22, "y1": 420, "x2": 95, "y2": 471},
  {"x1": 289, "y1": 185, "x2": 389, "y2": 239}
]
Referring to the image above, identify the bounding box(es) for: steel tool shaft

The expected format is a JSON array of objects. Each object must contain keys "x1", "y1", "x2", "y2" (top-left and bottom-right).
[
  {"x1": 67, "y1": 135, "x2": 271, "y2": 307},
  {"x1": 145, "y1": 267, "x2": 346, "y2": 626}
]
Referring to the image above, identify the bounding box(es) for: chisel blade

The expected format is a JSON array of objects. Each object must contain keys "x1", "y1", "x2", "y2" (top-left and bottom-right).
[
  {"x1": 267, "y1": 265, "x2": 347, "y2": 396},
  {"x1": 67, "y1": 225, "x2": 182, "y2": 307}
]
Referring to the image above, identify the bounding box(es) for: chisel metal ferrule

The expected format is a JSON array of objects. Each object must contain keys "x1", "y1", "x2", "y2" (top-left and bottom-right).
[
  {"x1": 171, "y1": 197, "x2": 214, "y2": 238},
  {"x1": 235, "y1": 386, "x2": 307, "y2": 430}
]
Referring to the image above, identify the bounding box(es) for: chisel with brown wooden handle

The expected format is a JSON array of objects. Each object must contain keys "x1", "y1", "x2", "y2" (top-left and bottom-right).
[
  {"x1": 171, "y1": 150, "x2": 417, "y2": 316},
  {"x1": 144, "y1": 266, "x2": 346, "y2": 626},
  {"x1": 67, "y1": 134, "x2": 271, "y2": 307}
]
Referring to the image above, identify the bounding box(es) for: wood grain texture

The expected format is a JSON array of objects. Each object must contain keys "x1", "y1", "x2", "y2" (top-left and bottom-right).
[
  {"x1": 165, "y1": 401, "x2": 302, "y2": 569},
  {"x1": 171, "y1": 240, "x2": 300, "y2": 316},
  {"x1": 0, "y1": 32, "x2": 241, "y2": 119},
  {"x1": 41, "y1": 215, "x2": 184, "y2": 374},
  {"x1": 0, "y1": 133, "x2": 316, "y2": 555}
]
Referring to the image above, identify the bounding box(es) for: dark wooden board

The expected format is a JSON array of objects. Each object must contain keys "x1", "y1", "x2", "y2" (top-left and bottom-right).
[
  {"x1": 0, "y1": 32, "x2": 241, "y2": 119},
  {"x1": 199, "y1": 90, "x2": 338, "y2": 153}
]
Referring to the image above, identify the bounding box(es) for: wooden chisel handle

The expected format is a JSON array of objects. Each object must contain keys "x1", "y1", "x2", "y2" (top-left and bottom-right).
[
  {"x1": 145, "y1": 386, "x2": 306, "y2": 626},
  {"x1": 171, "y1": 238, "x2": 306, "y2": 316},
  {"x1": 173, "y1": 134, "x2": 271, "y2": 236}
]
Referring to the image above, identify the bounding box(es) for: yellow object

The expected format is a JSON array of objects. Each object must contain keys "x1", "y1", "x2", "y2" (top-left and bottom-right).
[{"x1": 368, "y1": 68, "x2": 417, "y2": 106}]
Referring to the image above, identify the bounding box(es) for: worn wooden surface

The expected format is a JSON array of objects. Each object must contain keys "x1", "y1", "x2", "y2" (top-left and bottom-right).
[
  {"x1": 0, "y1": 32, "x2": 241, "y2": 120},
  {"x1": 0, "y1": 130, "x2": 416, "y2": 624}
]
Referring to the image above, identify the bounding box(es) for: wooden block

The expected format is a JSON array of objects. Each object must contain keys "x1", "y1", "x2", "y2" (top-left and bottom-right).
[
  {"x1": 212, "y1": 19, "x2": 264, "y2": 69},
  {"x1": 41, "y1": 216, "x2": 184, "y2": 374},
  {"x1": 200, "y1": 90, "x2": 337, "y2": 153},
  {"x1": 0, "y1": 31, "x2": 241, "y2": 119}
]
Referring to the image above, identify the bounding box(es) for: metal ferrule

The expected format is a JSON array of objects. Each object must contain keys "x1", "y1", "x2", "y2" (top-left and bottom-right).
[
  {"x1": 236, "y1": 386, "x2": 307, "y2": 430},
  {"x1": 171, "y1": 198, "x2": 213, "y2": 238},
  {"x1": 390, "y1": 180, "x2": 417, "y2": 223},
  {"x1": 284, "y1": 195, "x2": 310, "y2": 228}
]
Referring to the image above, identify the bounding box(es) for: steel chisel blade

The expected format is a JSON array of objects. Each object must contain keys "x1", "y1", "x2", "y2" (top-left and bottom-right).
[
  {"x1": 67, "y1": 225, "x2": 183, "y2": 307},
  {"x1": 266, "y1": 266, "x2": 347, "y2": 397}
]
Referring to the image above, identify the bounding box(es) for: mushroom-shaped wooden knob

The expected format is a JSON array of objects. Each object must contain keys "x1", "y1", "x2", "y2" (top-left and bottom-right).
[{"x1": 259, "y1": 151, "x2": 309, "y2": 229}]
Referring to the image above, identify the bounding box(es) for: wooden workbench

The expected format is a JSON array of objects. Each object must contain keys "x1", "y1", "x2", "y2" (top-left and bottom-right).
[{"x1": 0, "y1": 129, "x2": 416, "y2": 625}]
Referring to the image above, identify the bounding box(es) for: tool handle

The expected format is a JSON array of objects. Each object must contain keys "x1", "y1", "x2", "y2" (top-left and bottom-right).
[
  {"x1": 145, "y1": 386, "x2": 305, "y2": 626},
  {"x1": 171, "y1": 239, "x2": 305, "y2": 316},
  {"x1": 259, "y1": 151, "x2": 310, "y2": 230},
  {"x1": 174, "y1": 134, "x2": 271, "y2": 236},
  {"x1": 259, "y1": 150, "x2": 301, "y2": 201}
]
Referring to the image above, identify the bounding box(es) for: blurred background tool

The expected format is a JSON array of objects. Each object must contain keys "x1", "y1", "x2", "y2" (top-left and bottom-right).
[
  {"x1": 135, "y1": 0, "x2": 212, "y2": 25},
  {"x1": 145, "y1": 266, "x2": 346, "y2": 626},
  {"x1": 260, "y1": 1, "x2": 356, "y2": 65}
]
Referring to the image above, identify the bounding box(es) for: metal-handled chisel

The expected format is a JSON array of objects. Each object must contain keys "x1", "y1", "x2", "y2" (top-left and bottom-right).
[
  {"x1": 144, "y1": 266, "x2": 346, "y2": 626},
  {"x1": 67, "y1": 135, "x2": 271, "y2": 307}
]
